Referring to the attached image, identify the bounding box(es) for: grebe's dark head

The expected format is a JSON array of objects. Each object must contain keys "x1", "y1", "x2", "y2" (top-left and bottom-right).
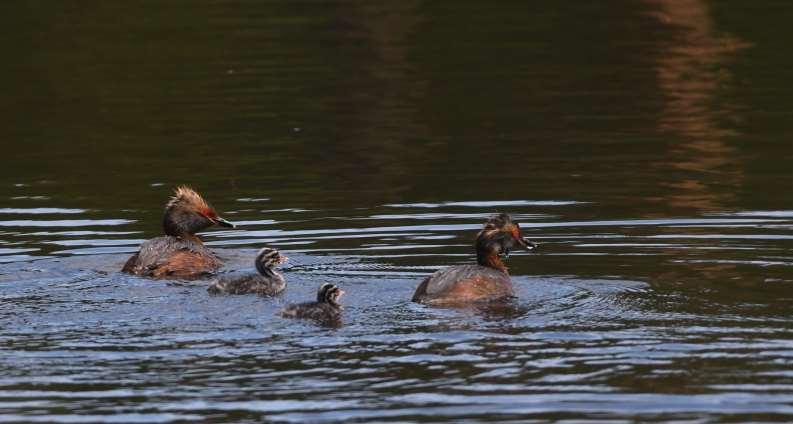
[
  {"x1": 255, "y1": 247, "x2": 288, "y2": 275},
  {"x1": 316, "y1": 283, "x2": 344, "y2": 306},
  {"x1": 476, "y1": 213, "x2": 537, "y2": 268},
  {"x1": 162, "y1": 186, "x2": 235, "y2": 237}
]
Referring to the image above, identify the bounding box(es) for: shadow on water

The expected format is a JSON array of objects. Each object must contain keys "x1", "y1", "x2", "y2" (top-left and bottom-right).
[{"x1": 1, "y1": 0, "x2": 793, "y2": 422}]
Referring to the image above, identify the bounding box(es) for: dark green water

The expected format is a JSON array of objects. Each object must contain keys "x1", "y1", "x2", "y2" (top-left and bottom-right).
[{"x1": 1, "y1": 1, "x2": 793, "y2": 422}]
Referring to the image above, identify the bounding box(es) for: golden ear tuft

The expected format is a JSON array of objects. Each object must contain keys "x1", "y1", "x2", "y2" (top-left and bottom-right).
[
  {"x1": 174, "y1": 185, "x2": 199, "y2": 199},
  {"x1": 166, "y1": 185, "x2": 210, "y2": 211}
]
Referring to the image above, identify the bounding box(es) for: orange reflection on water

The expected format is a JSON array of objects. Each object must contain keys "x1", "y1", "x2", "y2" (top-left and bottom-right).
[{"x1": 646, "y1": 0, "x2": 752, "y2": 211}]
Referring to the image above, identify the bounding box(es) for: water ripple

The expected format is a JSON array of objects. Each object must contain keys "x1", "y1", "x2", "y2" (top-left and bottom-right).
[{"x1": 0, "y1": 202, "x2": 791, "y2": 422}]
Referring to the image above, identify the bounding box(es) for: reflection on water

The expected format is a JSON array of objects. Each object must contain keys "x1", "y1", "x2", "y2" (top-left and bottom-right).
[
  {"x1": 1, "y1": 0, "x2": 793, "y2": 422},
  {"x1": 649, "y1": 0, "x2": 752, "y2": 211}
]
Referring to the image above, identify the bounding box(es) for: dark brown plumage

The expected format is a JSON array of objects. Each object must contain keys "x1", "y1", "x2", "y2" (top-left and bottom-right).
[
  {"x1": 122, "y1": 186, "x2": 234, "y2": 280},
  {"x1": 207, "y1": 248, "x2": 287, "y2": 296},
  {"x1": 280, "y1": 283, "x2": 344, "y2": 326},
  {"x1": 411, "y1": 213, "x2": 537, "y2": 305}
]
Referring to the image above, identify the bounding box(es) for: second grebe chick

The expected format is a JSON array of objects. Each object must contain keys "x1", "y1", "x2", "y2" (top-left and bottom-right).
[
  {"x1": 121, "y1": 186, "x2": 235, "y2": 279},
  {"x1": 280, "y1": 283, "x2": 344, "y2": 325},
  {"x1": 411, "y1": 213, "x2": 537, "y2": 305},
  {"x1": 207, "y1": 248, "x2": 287, "y2": 296}
]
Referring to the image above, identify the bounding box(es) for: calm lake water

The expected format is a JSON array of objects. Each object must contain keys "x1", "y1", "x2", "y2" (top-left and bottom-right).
[{"x1": 2, "y1": 1, "x2": 793, "y2": 423}]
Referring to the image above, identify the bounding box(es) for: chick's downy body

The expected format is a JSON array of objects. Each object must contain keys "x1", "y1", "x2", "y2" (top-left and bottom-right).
[
  {"x1": 281, "y1": 283, "x2": 344, "y2": 325},
  {"x1": 208, "y1": 248, "x2": 287, "y2": 296}
]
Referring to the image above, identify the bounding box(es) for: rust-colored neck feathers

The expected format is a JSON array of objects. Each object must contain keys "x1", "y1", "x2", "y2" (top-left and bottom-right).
[
  {"x1": 475, "y1": 213, "x2": 519, "y2": 274},
  {"x1": 476, "y1": 228, "x2": 508, "y2": 274},
  {"x1": 477, "y1": 248, "x2": 508, "y2": 273}
]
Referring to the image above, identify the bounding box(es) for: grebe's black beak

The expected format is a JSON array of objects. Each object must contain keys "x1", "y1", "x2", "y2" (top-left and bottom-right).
[
  {"x1": 516, "y1": 237, "x2": 538, "y2": 250},
  {"x1": 213, "y1": 217, "x2": 235, "y2": 228}
]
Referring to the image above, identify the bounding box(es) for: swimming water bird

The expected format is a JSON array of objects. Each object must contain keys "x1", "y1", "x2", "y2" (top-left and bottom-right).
[
  {"x1": 411, "y1": 213, "x2": 537, "y2": 305},
  {"x1": 122, "y1": 186, "x2": 235, "y2": 279},
  {"x1": 207, "y1": 247, "x2": 287, "y2": 296},
  {"x1": 280, "y1": 283, "x2": 344, "y2": 325}
]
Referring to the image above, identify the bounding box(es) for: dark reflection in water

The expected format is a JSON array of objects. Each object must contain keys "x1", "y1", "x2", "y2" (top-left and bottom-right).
[{"x1": 1, "y1": 1, "x2": 793, "y2": 423}]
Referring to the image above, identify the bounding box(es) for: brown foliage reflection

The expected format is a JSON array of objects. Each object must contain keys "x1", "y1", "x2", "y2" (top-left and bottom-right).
[{"x1": 646, "y1": 0, "x2": 752, "y2": 211}]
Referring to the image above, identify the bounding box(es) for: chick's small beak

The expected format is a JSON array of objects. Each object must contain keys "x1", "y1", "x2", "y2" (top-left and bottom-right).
[
  {"x1": 213, "y1": 217, "x2": 235, "y2": 228},
  {"x1": 277, "y1": 254, "x2": 289, "y2": 265}
]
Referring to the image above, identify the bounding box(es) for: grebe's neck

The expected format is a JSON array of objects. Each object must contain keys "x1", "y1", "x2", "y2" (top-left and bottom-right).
[
  {"x1": 475, "y1": 230, "x2": 509, "y2": 273},
  {"x1": 256, "y1": 262, "x2": 278, "y2": 278},
  {"x1": 476, "y1": 250, "x2": 508, "y2": 273}
]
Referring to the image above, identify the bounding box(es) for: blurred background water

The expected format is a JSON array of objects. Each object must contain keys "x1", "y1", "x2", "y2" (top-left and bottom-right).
[{"x1": 1, "y1": 1, "x2": 793, "y2": 422}]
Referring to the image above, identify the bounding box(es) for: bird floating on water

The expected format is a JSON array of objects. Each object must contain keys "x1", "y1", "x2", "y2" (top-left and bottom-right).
[
  {"x1": 122, "y1": 186, "x2": 234, "y2": 279},
  {"x1": 411, "y1": 213, "x2": 537, "y2": 305}
]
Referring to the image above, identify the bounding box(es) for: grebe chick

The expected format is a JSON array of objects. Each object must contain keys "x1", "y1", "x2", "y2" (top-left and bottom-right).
[
  {"x1": 122, "y1": 186, "x2": 235, "y2": 280},
  {"x1": 207, "y1": 248, "x2": 287, "y2": 296},
  {"x1": 411, "y1": 213, "x2": 537, "y2": 305},
  {"x1": 281, "y1": 283, "x2": 344, "y2": 325}
]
